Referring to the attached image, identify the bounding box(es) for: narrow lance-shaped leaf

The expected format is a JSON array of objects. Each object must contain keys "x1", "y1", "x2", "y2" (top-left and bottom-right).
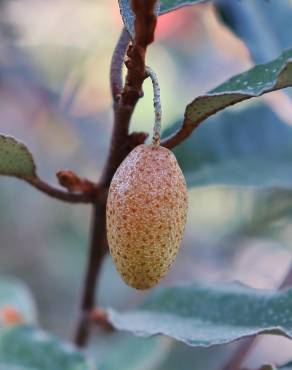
[
  {"x1": 118, "y1": 0, "x2": 207, "y2": 37},
  {"x1": 159, "y1": 0, "x2": 207, "y2": 14},
  {"x1": 155, "y1": 341, "x2": 232, "y2": 370},
  {"x1": 0, "y1": 135, "x2": 90, "y2": 203},
  {"x1": 216, "y1": 0, "x2": 292, "y2": 107},
  {"x1": 280, "y1": 363, "x2": 292, "y2": 370},
  {"x1": 98, "y1": 336, "x2": 170, "y2": 370},
  {"x1": 0, "y1": 135, "x2": 36, "y2": 180},
  {"x1": 167, "y1": 103, "x2": 292, "y2": 187},
  {"x1": 0, "y1": 326, "x2": 93, "y2": 370},
  {"x1": 163, "y1": 49, "x2": 292, "y2": 146},
  {"x1": 267, "y1": 363, "x2": 292, "y2": 370},
  {"x1": 108, "y1": 282, "x2": 292, "y2": 347}
]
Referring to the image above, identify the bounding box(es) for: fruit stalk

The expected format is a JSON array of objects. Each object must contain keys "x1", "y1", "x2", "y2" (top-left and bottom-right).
[{"x1": 145, "y1": 65, "x2": 162, "y2": 146}]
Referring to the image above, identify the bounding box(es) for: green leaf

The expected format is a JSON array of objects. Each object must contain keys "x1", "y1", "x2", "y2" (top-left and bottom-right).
[
  {"x1": 160, "y1": 0, "x2": 207, "y2": 14},
  {"x1": 155, "y1": 341, "x2": 233, "y2": 370},
  {"x1": 0, "y1": 276, "x2": 37, "y2": 325},
  {"x1": 99, "y1": 336, "x2": 170, "y2": 370},
  {"x1": 181, "y1": 49, "x2": 292, "y2": 134},
  {"x1": 0, "y1": 326, "x2": 92, "y2": 370},
  {"x1": 108, "y1": 282, "x2": 292, "y2": 347},
  {"x1": 281, "y1": 363, "x2": 292, "y2": 370},
  {"x1": 267, "y1": 364, "x2": 292, "y2": 370},
  {"x1": 118, "y1": 0, "x2": 205, "y2": 37},
  {"x1": 0, "y1": 135, "x2": 36, "y2": 180},
  {"x1": 98, "y1": 334, "x2": 231, "y2": 370},
  {"x1": 167, "y1": 103, "x2": 292, "y2": 187}
]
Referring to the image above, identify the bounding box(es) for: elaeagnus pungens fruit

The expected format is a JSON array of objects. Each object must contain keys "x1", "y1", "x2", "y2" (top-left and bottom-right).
[{"x1": 106, "y1": 143, "x2": 188, "y2": 289}]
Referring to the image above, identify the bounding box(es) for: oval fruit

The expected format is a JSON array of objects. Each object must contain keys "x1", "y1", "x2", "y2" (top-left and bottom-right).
[{"x1": 106, "y1": 144, "x2": 188, "y2": 290}]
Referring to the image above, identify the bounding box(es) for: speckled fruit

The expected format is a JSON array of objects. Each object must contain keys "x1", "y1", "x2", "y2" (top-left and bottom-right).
[{"x1": 106, "y1": 144, "x2": 188, "y2": 290}]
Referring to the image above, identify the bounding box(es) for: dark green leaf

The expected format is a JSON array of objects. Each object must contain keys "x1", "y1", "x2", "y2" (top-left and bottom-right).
[
  {"x1": 167, "y1": 103, "x2": 292, "y2": 187},
  {"x1": 281, "y1": 363, "x2": 292, "y2": 370},
  {"x1": 118, "y1": 0, "x2": 206, "y2": 37},
  {"x1": 0, "y1": 277, "x2": 37, "y2": 325},
  {"x1": 98, "y1": 334, "x2": 231, "y2": 370},
  {"x1": 0, "y1": 135, "x2": 36, "y2": 180},
  {"x1": 0, "y1": 326, "x2": 92, "y2": 370},
  {"x1": 182, "y1": 49, "x2": 292, "y2": 133},
  {"x1": 99, "y1": 336, "x2": 170, "y2": 370},
  {"x1": 108, "y1": 282, "x2": 292, "y2": 347},
  {"x1": 156, "y1": 341, "x2": 233, "y2": 370},
  {"x1": 268, "y1": 364, "x2": 292, "y2": 370},
  {"x1": 160, "y1": 0, "x2": 207, "y2": 14}
]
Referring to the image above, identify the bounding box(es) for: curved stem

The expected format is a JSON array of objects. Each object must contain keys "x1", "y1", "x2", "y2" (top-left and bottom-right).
[
  {"x1": 28, "y1": 177, "x2": 94, "y2": 203},
  {"x1": 110, "y1": 27, "x2": 130, "y2": 104},
  {"x1": 145, "y1": 65, "x2": 161, "y2": 146}
]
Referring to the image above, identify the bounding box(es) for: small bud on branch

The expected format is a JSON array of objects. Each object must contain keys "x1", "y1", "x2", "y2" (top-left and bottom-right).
[{"x1": 56, "y1": 170, "x2": 96, "y2": 194}]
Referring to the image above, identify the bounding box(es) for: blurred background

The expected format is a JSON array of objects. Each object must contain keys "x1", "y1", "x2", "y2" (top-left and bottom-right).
[{"x1": 1, "y1": 0, "x2": 292, "y2": 369}]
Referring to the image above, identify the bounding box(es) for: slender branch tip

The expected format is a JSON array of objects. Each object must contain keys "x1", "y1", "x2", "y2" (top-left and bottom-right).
[{"x1": 28, "y1": 177, "x2": 94, "y2": 203}]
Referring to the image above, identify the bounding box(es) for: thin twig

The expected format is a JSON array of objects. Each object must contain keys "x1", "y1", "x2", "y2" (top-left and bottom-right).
[
  {"x1": 74, "y1": 0, "x2": 158, "y2": 347},
  {"x1": 222, "y1": 262, "x2": 292, "y2": 370},
  {"x1": 145, "y1": 65, "x2": 162, "y2": 146},
  {"x1": 74, "y1": 193, "x2": 108, "y2": 346},
  {"x1": 110, "y1": 27, "x2": 130, "y2": 104},
  {"x1": 28, "y1": 177, "x2": 94, "y2": 203}
]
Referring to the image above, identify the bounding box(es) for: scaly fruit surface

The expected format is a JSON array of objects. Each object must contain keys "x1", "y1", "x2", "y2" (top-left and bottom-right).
[{"x1": 106, "y1": 144, "x2": 188, "y2": 289}]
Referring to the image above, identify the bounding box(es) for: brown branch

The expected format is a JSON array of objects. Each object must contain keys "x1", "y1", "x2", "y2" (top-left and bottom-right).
[
  {"x1": 74, "y1": 0, "x2": 158, "y2": 347},
  {"x1": 110, "y1": 27, "x2": 130, "y2": 103},
  {"x1": 222, "y1": 262, "x2": 292, "y2": 370},
  {"x1": 74, "y1": 193, "x2": 108, "y2": 346},
  {"x1": 28, "y1": 177, "x2": 94, "y2": 203}
]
